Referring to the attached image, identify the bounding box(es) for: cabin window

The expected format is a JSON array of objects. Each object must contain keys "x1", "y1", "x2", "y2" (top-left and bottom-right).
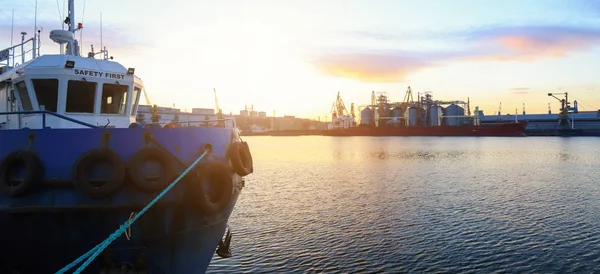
[
  {"x1": 66, "y1": 80, "x2": 96, "y2": 113},
  {"x1": 31, "y1": 79, "x2": 59, "y2": 112},
  {"x1": 101, "y1": 83, "x2": 128, "y2": 114},
  {"x1": 14, "y1": 81, "x2": 33, "y2": 111},
  {"x1": 131, "y1": 87, "x2": 141, "y2": 115}
]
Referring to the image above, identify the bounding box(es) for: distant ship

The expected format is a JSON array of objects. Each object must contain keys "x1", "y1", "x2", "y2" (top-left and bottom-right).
[
  {"x1": 323, "y1": 122, "x2": 527, "y2": 137},
  {"x1": 0, "y1": 1, "x2": 254, "y2": 273},
  {"x1": 324, "y1": 88, "x2": 527, "y2": 137}
]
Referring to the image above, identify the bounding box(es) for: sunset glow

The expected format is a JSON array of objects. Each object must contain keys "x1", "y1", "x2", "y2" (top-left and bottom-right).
[{"x1": 2, "y1": 0, "x2": 600, "y2": 118}]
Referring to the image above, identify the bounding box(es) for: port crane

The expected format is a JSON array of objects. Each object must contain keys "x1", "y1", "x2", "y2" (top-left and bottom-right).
[
  {"x1": 548, "y1": 92, "x2": 574, "y2": 131},
  {"x1": 330, "y1": 92, "x2": 349, "y2": 118},
  {"x1": 330, "y1": 92, "x2": 354, "y2": 128}
]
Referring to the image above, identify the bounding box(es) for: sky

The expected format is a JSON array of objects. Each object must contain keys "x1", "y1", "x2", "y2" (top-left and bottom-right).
[{"x1": 1, "y1": 0, "x2": 600, "y2": 119}]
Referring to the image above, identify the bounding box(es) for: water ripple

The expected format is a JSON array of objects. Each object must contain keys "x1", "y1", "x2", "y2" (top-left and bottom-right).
[{"x1": 207, "y1": 136, "x2": 600, "y2": 273}]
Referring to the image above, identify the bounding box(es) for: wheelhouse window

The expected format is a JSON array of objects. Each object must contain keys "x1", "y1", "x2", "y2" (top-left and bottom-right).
[
  {"x1": 131, "y1": 87, "x2": 141, "y2": 115},
  {"x1": 31, "y1": 79, "x2": 59, "y2": 112},
  {"x1": 66, "y1": 80, "x2": 97, "y2": 113},
  {"x1": 101, "y1": 83, "x2": 128, "y2": 114},
  {"x1": 14, "y1": 81, "x2": 33, "y2": 111}
]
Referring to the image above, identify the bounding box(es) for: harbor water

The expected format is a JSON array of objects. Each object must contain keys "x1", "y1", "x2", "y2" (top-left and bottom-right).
[{"x1": 207, "y1": 136, "x2": 600, "y2": 273}]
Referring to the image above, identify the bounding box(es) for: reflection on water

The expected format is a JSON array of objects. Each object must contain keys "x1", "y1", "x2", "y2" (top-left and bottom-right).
[{"x1": 208, "y1": 136, "x2": 600, "y2": 273}]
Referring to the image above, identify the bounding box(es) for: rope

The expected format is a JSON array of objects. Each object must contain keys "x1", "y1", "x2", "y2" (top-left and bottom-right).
[{"x1": 56, "y1": 150, "x2": 209, "y2": 274}]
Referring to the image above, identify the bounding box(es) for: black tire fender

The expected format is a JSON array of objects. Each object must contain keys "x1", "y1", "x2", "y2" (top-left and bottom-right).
[
  {"x1": 241, "y1": 141, "x2": 253, "y2": 174},
  {"x1": 0, "y1": 150, "x2": 43, "y2": 197},
  {"x1": 227, "y1": 141, "x2": 253, "y2": 177},
  {"x1": 72, "y1": 148, "x2": 126, "y2": 198},
  {"x1": 186, "y1": 161, "x2": 233, "y2": 215},
  {"x1": 127, "y1": 147, "x2": 175, "y2": 192}
]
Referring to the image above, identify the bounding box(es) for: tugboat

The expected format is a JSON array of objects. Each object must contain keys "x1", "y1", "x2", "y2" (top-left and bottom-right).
[{"x1": 0, "y1": 1, "x2": 254, "y2": 273}]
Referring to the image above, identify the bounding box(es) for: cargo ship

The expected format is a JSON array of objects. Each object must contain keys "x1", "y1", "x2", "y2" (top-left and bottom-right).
[
  {"x1": 324, "y1": 87, "x2": 527, "y2": 137},
  {"x1": 323, "y1": 122, "x2": 527, "y2": 136}
]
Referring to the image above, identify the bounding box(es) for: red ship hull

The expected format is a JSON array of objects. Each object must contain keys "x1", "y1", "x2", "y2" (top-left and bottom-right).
[{"x1": 323, "y1": 122, "x2": 528, "y2": 137}]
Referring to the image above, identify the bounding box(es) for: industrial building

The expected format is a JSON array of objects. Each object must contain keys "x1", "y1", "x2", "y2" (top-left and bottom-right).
[
  {"x1": 236, "y1": 105, "x2": 326, "y2": 133},
  {"x1": 136, "y1": 104, "x2": 326, "y2": 133},
  {"x1": 331, "y1": 87, "x2": 474, "y2": 129},
  {"x1": 330, "y1": 87, "x2": 600, "y2": 136}
]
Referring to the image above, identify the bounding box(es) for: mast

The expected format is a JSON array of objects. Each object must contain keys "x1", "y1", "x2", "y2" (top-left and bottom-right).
[
  {"x1": 68, "y1": 0, "x2": 75, "y2": 33},
  {"x1": 65, "y1": 0, "x2": 81, "y2": 56}
]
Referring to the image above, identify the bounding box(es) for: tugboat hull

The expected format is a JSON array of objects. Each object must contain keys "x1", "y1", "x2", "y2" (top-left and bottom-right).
[{"x1": 0, "y1": 127, "x2": 248, "y2": 273}]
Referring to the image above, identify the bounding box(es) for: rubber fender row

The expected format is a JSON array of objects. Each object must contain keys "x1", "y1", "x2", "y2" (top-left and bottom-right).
[
  {"x1": 0, "y1": 147, "x2": 240, "y2": 215},
  {"x1": 71, "y1": 147, "x2": 178, "y2": 197}
]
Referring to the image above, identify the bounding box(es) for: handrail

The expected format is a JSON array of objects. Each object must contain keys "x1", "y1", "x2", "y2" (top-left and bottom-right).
[
  {"x1": 144, "y1": 117, "x2": 236, "y2": 128},
  {"x1": 0, "y1": 110, "x2": 98, "y2": 128},
  {"x1": 0, "y1": 36, "x2": 37, "y2": 67}
]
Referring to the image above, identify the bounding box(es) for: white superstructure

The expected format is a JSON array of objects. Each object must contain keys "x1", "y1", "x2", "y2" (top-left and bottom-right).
[{"x1": 0, "y1": 0, "x2": 142, "y2": 129}]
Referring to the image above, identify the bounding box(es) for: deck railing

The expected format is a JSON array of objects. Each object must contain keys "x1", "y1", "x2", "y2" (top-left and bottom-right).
[
  {"x1": 0, "y1": 110, "x2": 98, "y2": 129},
  {"x1": 0, "y1": 111, "x2": 239, "y2": 130},
  {"x1": 0, "y1": 32, "x2": 39, "y2": 68},
  {"x1": 143, "y1": 118, "x2": 237, "y2": 128}
]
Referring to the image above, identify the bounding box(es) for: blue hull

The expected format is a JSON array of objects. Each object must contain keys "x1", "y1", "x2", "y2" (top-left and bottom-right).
[{"x1": 0, "y1": 127, "x2": 246, "y2": 273}]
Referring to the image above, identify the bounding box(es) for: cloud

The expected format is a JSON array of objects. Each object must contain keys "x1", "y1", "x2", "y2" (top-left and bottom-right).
[
  {"x1": 309, "y1": 24, "x2": 600, "y2": 82},
  {"x1": 509, "y1": 87, "x2": 531, "y2": 94},
  {"x1": 307, "y1": 48, "x2": 471, "y2": 82},
  {"x1": 459, "y1": 25, "x2": 600, "y2": 61},
  {"x1": 309, "y1": 50, "x2": 432, "y2": 82}
]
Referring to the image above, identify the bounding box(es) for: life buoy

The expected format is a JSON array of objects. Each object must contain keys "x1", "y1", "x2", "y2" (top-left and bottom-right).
[
  {"x1": 185, "y1": 161, "x2": 233, "y2": 215},
  {"x1": 227, "y1": 141, "x2": 253, "y2": 176},
  {"x1": 0, "y1": 150, "x2": 43, "y2": 197},
  {"x1": 127, "y1": 147, "x2": 174, "y2": 192},
  {"x1": 72, "y1": 148, "x2": 126, "y2": 198}
]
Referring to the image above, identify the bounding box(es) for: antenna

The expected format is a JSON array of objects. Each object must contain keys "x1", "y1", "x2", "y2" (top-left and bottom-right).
[
  {"x1": 34, "y1": 0, "x2": 38, "y2": 35},
  {"x1": 62, "y1": 0, "x2": 65, "y2": 30},
  {"x1": 100, "y1": 12, "x2": 103, "y2": 53},
  {"x1": 37, "y1": 28, "x2": 42, "y2": 56},
  {"x1": 10, "y1": 9, "x2": 14, "y2": 66},
  {"x1": 80, "y1": 0, "x2": 86, "y2": 48},
  {"x1": 33, "y1": 0, "x2": 38, "y2": 58}
]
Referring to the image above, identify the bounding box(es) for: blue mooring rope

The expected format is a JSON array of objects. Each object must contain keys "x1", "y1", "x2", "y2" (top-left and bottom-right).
[{"x1": 56, "y1": 150, "x2": 210, "y2": 274}]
